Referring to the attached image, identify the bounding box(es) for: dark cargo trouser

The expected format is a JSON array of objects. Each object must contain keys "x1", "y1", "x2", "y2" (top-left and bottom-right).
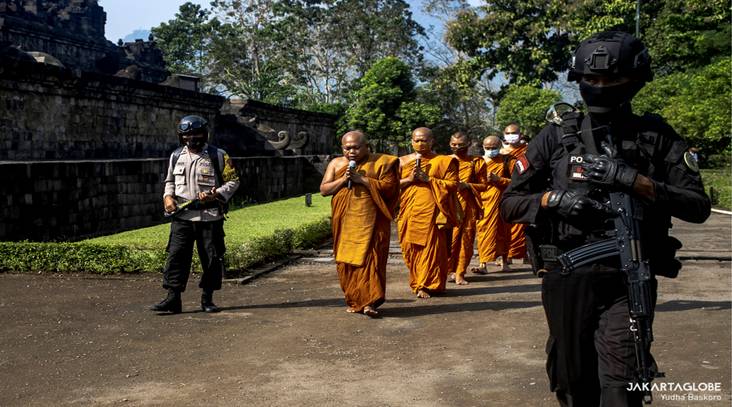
[
  {"x1": 541, "y1": 264, "x2": 658, "y2": 407},
  {"x1": 163, "y1": 219, "x2": 226, "y2": 292}
]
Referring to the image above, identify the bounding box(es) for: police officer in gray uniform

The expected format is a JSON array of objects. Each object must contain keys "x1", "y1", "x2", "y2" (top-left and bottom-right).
[
  {"x1": 151, "y1": 115, "x2": 240, "y2": 314},
  {"x1": 500, "y1": 32, "x2": 710, "y2": 406}
]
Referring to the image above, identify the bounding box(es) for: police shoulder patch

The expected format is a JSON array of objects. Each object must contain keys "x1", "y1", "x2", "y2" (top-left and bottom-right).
[
  {"x1": 515, "y1": 155, "x2": 530, "y2": 175},
  {"x1": 683, "y1": 151, "x2": 699, "y2": 173}
]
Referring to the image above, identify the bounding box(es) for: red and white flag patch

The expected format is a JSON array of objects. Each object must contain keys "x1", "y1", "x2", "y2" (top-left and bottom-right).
[{"x1": 515, "y1": 155, "x2": 530, "y2": 174}]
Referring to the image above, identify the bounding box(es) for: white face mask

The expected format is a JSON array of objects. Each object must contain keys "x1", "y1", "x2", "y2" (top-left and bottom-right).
[
  {"x1": 484, "y1": 148, "x2": 500, "y2": 158},
  {"x1": 504, "y1": 133, "x2": 520, "y2": 144}
]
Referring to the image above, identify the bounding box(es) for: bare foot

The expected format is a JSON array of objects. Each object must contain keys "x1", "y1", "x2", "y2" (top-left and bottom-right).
[
  {"x1": 363, "y1": 306, "x2": 379, "y2": 318},
  {"x1": 495, "y1": 257, "x2": 503, "y2": 267},
  {"x1": 416, "y1": 289, "x2": 431, "y2": 299},
  {"x1": 346, "y1": 307, "x2": 358, "y2": 313},
  {"x1": 501, "y1": 263, "x2": 510, "y2": 272},
  {"x1": 455, "y1": 277, "x2": 469, "y2": 285},
  {"x1": 471, "y1": 264, "x2": 488, "y2": 275},
  {"x1": 448, "y1": 273, "x2": 456, "y2": 283}
]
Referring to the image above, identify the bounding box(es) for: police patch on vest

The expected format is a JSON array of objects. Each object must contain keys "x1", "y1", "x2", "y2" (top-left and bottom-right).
[
  {"x1": 515, "y1": 155, "x2": 529, "y2": 174},
  {"x1": 683, "y1": 151, "x2": 699, "y2": 173},
  {"x1": 569, "y1": 155, "x2": 587, "y2": 180}
]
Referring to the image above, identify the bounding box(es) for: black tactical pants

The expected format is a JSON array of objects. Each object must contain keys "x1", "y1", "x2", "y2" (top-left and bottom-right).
[
  {"x1": 541, "y1": 264, "x2": 658, "y2": 407},
  {"x1": 163, "y1": 219, "x2": 226, "y2": 292}
]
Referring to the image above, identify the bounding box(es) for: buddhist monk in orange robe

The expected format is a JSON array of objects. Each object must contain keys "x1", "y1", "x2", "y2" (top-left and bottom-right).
[
  {"x1": 447, "y1": 132, "x2": 484, "y2": 285},
  {"x1": 320, "y1": 130, "x2": 399, "y2": 317},
  {"x1": 474, "y1": 135, "x2": 514, "y2": 274},
  {"x1": 500, "y1": 123, "x2": 528, "y2": 265},
  {"x1": 398, "y1": 127, "x2": 459, "y2": 298}
]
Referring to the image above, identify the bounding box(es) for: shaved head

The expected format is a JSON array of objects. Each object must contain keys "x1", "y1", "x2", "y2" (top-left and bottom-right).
[
  {"x1": 504, "y1": 123, "x2": 520, "y2": 134},
  {"x1": 411, "y1": 127, "x2": 433, "y2": 141},
  {"x1": 450, "y1": 131, "x2": 468, "y2": 142},
  {"x1": 449, "y1": 131, "x2": 469, "y2": 157},
  {"x1": 483, "y1": 135, "x2": 502, "y2": 149},
  {"x1": 341, "y1": 130, "x2": 369, "y2": 162},
  {"x1": 342, "y1": 130, "x2": 367, "y2": 145}
]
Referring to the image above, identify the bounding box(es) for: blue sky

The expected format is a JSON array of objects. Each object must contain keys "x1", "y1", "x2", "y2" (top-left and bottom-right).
[{"x1": 99, "y1": 0, "x2": 445, "y2": 43}]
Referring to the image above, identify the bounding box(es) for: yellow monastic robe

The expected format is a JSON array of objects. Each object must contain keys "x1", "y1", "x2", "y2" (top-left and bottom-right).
[
  {"x1": 398, "y1": 154, "x2": 459, "y2": 294},
  {"x1": 504, "y1": 143, "x2": 528, "y2": 259},
  {"x1": 448, "y1": 155, "x2": 483, "y2": 280},
  {"x1": 332, "y1": 154, "x2": 399, "y2": 312},
  {"x1": 475, "y1": 155, "x2": 512, "y2": 262}
]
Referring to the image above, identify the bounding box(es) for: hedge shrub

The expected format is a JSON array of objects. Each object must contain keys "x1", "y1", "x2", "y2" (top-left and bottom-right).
[{"x1": 1, "y1": 195, "x2": 333, "y2": 274}]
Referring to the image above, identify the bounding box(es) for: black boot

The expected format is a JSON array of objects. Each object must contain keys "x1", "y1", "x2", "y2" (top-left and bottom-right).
[
  {"x1": 150, "y1": 289, "x2": 182, "y2": 314},
  {"x1": 201, "y1": 290, "x2": 220, "y2": 313}
]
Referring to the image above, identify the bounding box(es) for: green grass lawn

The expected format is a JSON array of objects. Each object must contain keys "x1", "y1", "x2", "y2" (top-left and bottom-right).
[
  {"x1": 1, "y1": 194, "x2": 333, "y2": 274},
  {"x1": 700, "y1": 168, "x2": 731, "y2": 211},
  {"x1": 88, "y1": 193, "x2": 332, "y2": 249}
]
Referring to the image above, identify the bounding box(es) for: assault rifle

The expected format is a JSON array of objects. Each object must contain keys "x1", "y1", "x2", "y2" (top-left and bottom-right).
[
  {"x1": 164, "y1": 191, "x2": 221, "y2": 218},
  {"x1": 556, "y1": 141, "x2": 660, "y2": 404},
  {"x1": 608, "y1": 186, "x2": 659, "y2": 404}
]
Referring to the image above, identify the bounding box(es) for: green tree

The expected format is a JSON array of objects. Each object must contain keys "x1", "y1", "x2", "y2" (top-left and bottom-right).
[
  {"x1": 206, "y1": 0, "x2": 302, "y2": 103},
  {"x1": 151, "y1": 0, "x2": 426, "y2": 108},
  {"x1": 633, "y1": 57, "x2": 731, "y2": 157},
  {"x1": 344, "y1": 57, "x2": 441, "y2": 151},
  {"x1": 445, "y1": 1, "x2": 573, "y2": 87},
  {"x1": 643, "y1": 0, "x2": 730, "y2": 74},
  {"x1": 328, "y1": 0, "x2": 425, "y2": 77},
  {"x1": 443, "y1": 0, "x2": 730, "y2": 90},
  {"x1": 420, "y1": 59, "x2": 497, "y2": 140},
  {"x1": 494, "y1": 85, "x2": 561, "y2": 139},
  {"x1": 291, "y1": 0, "x2": 426, "y2": 108},
  {"x1": 151, "y1": 2, "x2": 215, "y2": 85}
]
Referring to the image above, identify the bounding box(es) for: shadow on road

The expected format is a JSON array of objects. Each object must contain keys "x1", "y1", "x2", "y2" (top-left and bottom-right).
[
  {"x1": 382, "y1": 300, "x2": 542, "y2": 318},
  {"x1": 466, "y1": 273, "x2": 539, "y2": 283},
  {"x1": 656, "y1": 300, "x2": 731, "y2": 312},
  {"x1": 219, "y1": 297, "x2": 415, "y2": 312},
  {"x1": 442, "y1": 284, "x2": 542, "y2": 297}
]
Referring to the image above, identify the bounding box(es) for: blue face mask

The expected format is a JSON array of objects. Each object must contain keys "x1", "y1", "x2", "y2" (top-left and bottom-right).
[{"x1": 484, "y1": 148, "x2": 500, "y2": 158}]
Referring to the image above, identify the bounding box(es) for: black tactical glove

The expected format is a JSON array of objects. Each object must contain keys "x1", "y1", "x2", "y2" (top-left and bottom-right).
[
  {"x1": 545, "y1": 190, "x2": 608, "y2": 219},
  {"x1": 581, "y1": 154, "x2": 638, "y2": 189}
]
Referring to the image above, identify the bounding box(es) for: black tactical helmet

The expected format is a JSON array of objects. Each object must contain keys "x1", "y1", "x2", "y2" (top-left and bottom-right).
[
  {"x1": 569, "y1": 32, "x2": 653, "y2": 113},
  {"x1": 177, "y1": 115, "x2": 209, "y2": 136},
  {"x1": 568, "y1": 31, "x2": 652, "y2": 83}
]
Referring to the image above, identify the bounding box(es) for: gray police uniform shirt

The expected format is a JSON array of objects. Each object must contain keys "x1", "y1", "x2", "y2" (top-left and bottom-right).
[{"x1": 163, "y1": 144, "x2": 240, "y2": 222}]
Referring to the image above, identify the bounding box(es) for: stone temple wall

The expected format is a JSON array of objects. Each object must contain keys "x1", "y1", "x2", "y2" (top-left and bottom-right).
[
  {"x1": 0, "y1": 156, "x2": 327, "y2": 241},
  {"x1": 0, "y1": 59, "x2": 224, "y2": 160},
  {"x1": 0, "y1": 0, "x2": 110, "y2": 73},
  {"x1": 0, "y1": 1, "x2": 336, "y2": 242},
  {"x1": 0, "y1": 58, "x2": 333, "y2": 241}
]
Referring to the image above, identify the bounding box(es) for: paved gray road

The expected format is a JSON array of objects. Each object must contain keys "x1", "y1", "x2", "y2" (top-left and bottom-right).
[{"x1": 0, "y1": 213, "x2": 729, "y2": 406}]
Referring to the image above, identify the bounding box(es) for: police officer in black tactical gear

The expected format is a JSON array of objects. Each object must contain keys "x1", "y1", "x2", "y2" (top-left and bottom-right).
[
  {"x1": 500, "y1": 31, "x2": 711, "y2": 406},
  {"x1": 151, "y1": 115, "x2": 240, "y2": 314}
]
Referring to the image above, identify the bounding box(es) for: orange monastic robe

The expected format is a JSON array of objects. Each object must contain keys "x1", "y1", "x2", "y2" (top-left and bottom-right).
[
  {"x1": 503, "y1": 143, "x2": 528, "y2": 259},
  {"x1": 475, "y1": 155, "x2": 512, "y2": 262},
  {"x1": 398, "y1": 154, "x2": 459, "y2": 294},
  {"x1": 331, "y1": 154, "x2": 399, "y2": 312},
  {"x1": 448, "y1": 155, "x2": 484, "y2": 279}
]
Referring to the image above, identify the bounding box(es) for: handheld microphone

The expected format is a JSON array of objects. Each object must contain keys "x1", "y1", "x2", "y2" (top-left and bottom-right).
[{"x1": 347, "y1": 160, "x2": 356, "y2": 189}]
